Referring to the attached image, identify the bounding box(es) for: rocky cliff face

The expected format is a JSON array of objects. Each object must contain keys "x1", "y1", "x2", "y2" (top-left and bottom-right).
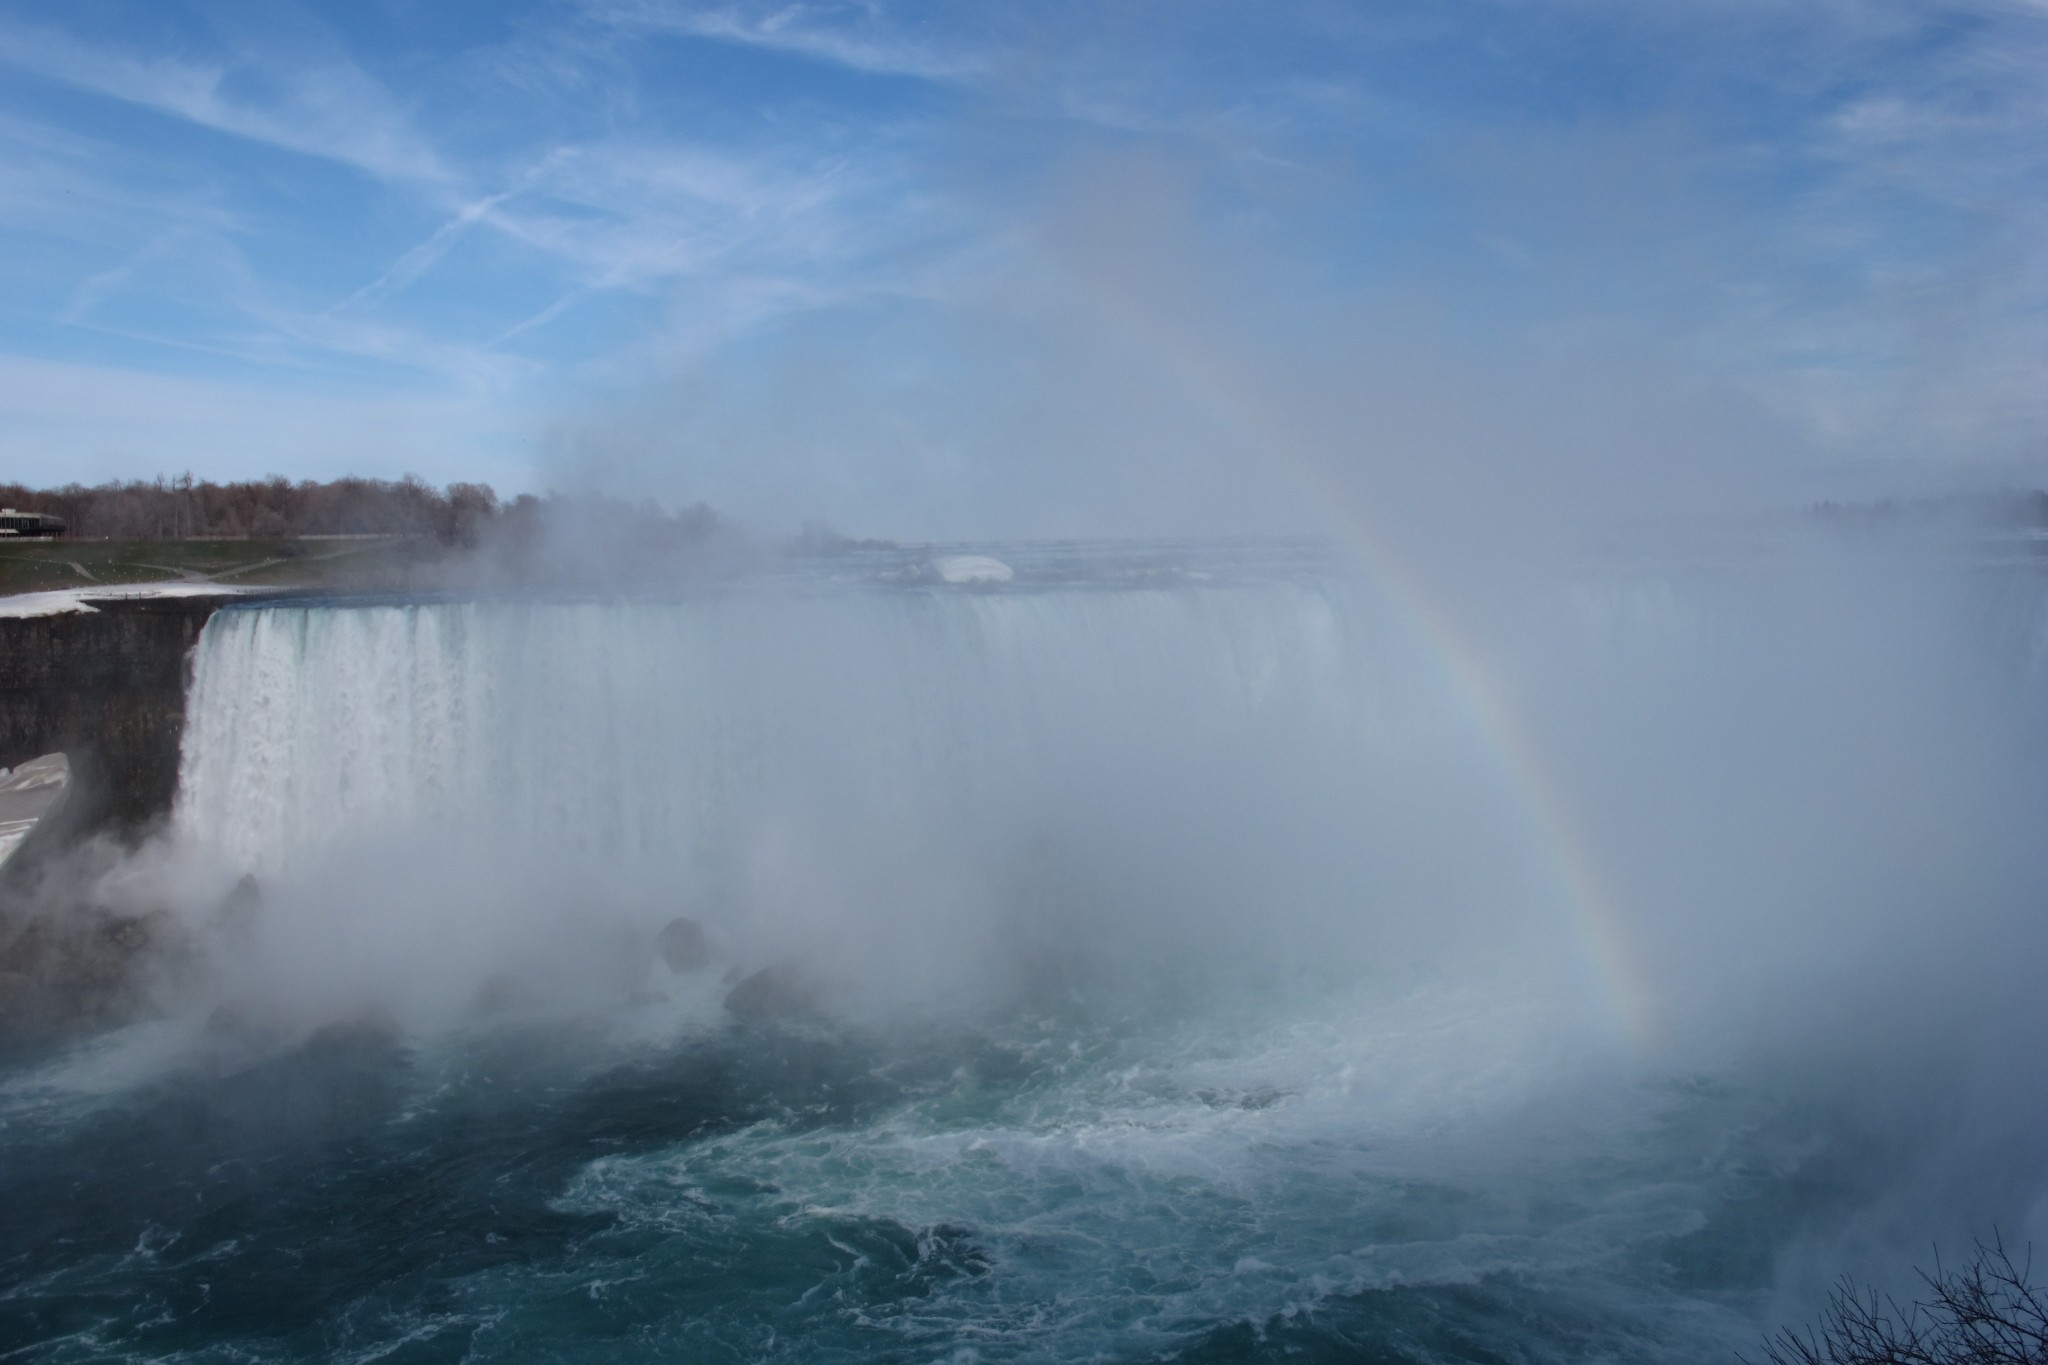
[
  {"x1": 0, "y1": 598, "x2": 226, "y2": 837},
  {"x1": 0, "y1": 598, "x2": 244, "y2": 1051}
]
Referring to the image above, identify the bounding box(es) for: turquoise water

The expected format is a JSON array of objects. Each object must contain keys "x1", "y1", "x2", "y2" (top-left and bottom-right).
[{"x1": 0, "y1": 980, "x2": 1821, "y2": 1364}]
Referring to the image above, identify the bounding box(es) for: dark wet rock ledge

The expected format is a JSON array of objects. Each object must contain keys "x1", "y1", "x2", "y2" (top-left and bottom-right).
[{"x1": 0, "y1": 596, "x2": 230, "y2": 838}]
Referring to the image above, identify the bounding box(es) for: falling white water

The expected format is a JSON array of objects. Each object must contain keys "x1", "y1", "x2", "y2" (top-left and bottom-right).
[
  {"x1": 168, "y1": 578, "x2": 1592, "y2": 1026},
  {"x1": 176, "y1": 587, "x2": 1361, "y2": 874}
]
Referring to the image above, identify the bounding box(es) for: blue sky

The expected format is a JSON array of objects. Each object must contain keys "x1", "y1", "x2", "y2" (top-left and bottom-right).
[{"x1": 1, "y1": 0, "x2": 2043, "y2": 535}]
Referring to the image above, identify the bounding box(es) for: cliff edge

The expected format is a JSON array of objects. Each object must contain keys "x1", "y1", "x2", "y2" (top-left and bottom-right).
[{"x1": 0, "y1": 596, "x2": 228, "y2": 838}]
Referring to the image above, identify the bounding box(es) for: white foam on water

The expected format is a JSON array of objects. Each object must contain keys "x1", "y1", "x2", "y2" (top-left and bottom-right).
[{"x1": 543, "y1": 983, "x2": 1758, "y2": 1360}]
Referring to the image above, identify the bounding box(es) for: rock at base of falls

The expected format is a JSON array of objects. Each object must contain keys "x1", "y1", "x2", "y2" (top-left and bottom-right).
[
  {"x1": 215, "y1": 873, "x2": 262, "y2": 939},
  {"x1": 657, "y1": 916, "x2": 710, "y2": 973},
  {"x1": 0, "y1": 905, "x2": 185, "y2": 1047},
  {"x1": 723, "y1": 963, "x2": 821, "y2": 1019}
]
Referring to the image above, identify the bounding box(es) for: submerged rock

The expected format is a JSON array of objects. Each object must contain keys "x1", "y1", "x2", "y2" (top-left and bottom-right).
[
  {"x1": 215, "y1": 874, "x2": 262, "y2": 939},
  {"x1": 0, "y1": 903, "x2": 185, "y2": 1046},
  {"x1": 306, "y1": 1008, "x2": 402, "y2": 1052},
  {"x1": 472, "y1": 972, "x2": 539, "y2": 1015},
  {"x1": 204, "y1": 1002, "x2": 274, "y2": 1044},
  {"x1": 200, "y1": 1001, "x2": 291, "y2": 1069},
  {"x1": 656, "y1": 916, "x2": 710, "y2": 973},
  {"x1": 723, "y1": 963, "x2": 820, "y2": 1019}
]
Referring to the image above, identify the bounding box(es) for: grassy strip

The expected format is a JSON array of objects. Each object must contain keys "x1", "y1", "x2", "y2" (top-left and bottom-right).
[{"x1": 0, "y1": 537, "x2": 457, "y2": 595}]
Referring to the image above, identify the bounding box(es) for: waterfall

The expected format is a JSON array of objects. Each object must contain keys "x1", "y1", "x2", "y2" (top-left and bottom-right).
[
  {"x1": 169, "y1": 580, "x2": 1555, "y2": 1016},
  {"x1": 175, "y1": 586, "x2": 1361, "y2": 876},
  {"x1": 165, "y1": 555, "x2": 2048, "y2": 1029}
]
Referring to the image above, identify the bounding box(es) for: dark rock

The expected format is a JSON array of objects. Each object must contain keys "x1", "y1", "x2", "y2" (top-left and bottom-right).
[
  {"x1": 0, "y1": 902, "x2": 188, "y2": 1047},
  {"x1": 100, "y1": 910, "x2": 166, "y2": 953},
  {"x1": 204, "y1": 1002, "x2": 266, "y2": 1042},
  {"x1": 201, "y1": 1002, "x2": 286, "y2": 1066},
  {"x1": 0, "y1": 597, "x2": 228, "y2": 837},
  {"x1": 0, "y1": 969, "x2": 39, "y2": 1033},
  {"x1": 656, "y1": 915, "x2": 710, "y2": 973},
  {"x1": 472, "y1": 972, "x2": 537, "y2": 1015},
  {"x1": 306, "y1": 1008, "x2": 402, "y2": 1051},
  {"x1": 217, "y1": 873, "x2": 262, "y2": 937},
  {"x1": 723, "y1": 963, "x2": 820, "y2": 1019}
]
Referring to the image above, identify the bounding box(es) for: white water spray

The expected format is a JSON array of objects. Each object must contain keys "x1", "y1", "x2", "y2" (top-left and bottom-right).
[{"x1": 169, "y1": 578, "x2": 1603, "y2": 1032}]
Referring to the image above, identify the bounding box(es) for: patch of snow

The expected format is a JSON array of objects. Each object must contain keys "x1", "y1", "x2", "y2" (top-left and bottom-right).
[
  {"x1": 0, "y1": 753, "x2": 68, "y2": 869},
  {"x1": 0, "y1": 582, "x2": 262, "y2": 619},
  {"x1": 933, "y1": 554, "x2": 1014, "y2": 585}
]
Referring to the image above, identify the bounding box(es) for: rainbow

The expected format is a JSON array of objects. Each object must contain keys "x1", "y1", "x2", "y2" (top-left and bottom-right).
[
  {"x1": 1091, "y1": 290, "x2": 1661, "y2": 1049},
  {"x1": 1348, "y1": 534, "x2": 1662, "y2": 1051}
]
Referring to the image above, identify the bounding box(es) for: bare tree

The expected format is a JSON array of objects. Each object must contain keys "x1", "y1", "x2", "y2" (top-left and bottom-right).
[
  {"x1": 0, "y1": 476, "x2": 514, "y2": 542},
  {"x1": 1755, "y1": 1236, "x2": 2048, "y2": 1365}
]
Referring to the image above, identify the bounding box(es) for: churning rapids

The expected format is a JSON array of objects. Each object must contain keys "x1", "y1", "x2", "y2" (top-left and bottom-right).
[{"x1": 6, "y1": 541, "x2": 2048, "y2": 1364}]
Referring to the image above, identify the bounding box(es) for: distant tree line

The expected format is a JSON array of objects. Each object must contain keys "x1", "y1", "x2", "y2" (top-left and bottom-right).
[
  {"x1": 0, "y1": 475, "x2": 728, "y2": 556},
  {"x1": 1810, "y1": 490, "x2": 2048, "y2": 530},
  {"x1": 0, "y1": 474, "x2": 508, "y2": 543}
]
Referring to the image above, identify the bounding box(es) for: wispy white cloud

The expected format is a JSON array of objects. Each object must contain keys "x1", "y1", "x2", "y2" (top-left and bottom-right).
[
  {"x1": 453, "y1": 130, "x2": 963, "y2": 353},
  {"x1": 45, "y1": 212, "x2": 542, "y2": 398},
  {"x1": 589, "y1": 0, "x2": 985, "y2": 81},
  {"x1": 0, "y1": 20, "x2": 447, "y2": 186},
  {"x1": 58, "y1": 229, "x2": 202, "y2": 325},
  {"x1": 1730, "y1": 2, "x2": 2048, "y2": 455},
  {"x1": 338, "y1": 191, "x2": 518, "y2": 313},
  {"x1": 0, "y1": 112, "x2": 240, "y2": 245}
]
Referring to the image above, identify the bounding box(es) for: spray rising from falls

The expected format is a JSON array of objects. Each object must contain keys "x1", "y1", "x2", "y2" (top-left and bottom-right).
[
  {"x1": 170, "y1": 578, "x2": 1598, "y2": 1031},
  {"x1": 9, "y1": 551, "x2": 2048, "y2": 1362}
]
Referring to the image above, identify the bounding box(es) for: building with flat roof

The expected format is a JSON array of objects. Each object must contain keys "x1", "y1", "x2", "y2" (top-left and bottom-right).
[{"x1": 0, "y1": 509, "x2": 67, "y2": 537}]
